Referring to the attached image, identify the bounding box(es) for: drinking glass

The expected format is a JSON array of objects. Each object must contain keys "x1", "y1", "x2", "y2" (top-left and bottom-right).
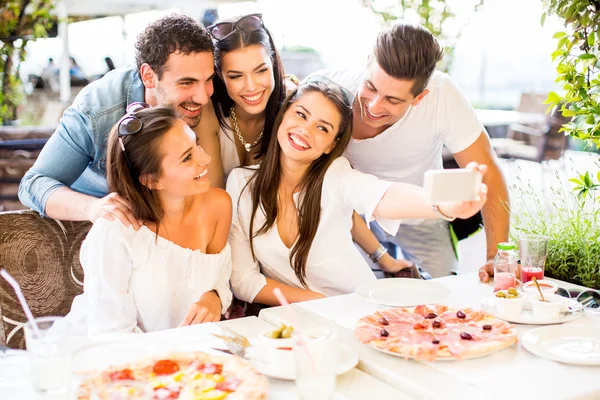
[
  {"x1": 519, "y1": 234, "x2": 548, "y2": 283},
  {"x1": 294, "y1": 328, "x2": 338, "y2": 400},
  {"x1": 24, "y1": 316, "x2": 72, "y2": 397}
]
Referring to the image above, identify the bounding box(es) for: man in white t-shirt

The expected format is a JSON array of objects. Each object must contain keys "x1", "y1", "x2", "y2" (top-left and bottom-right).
[{"x1": 316, "y1": 23, "x2": 507, "y2": 281}]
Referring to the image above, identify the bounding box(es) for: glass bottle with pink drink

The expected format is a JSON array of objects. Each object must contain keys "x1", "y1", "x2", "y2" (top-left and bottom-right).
[{"x1": 493, "y1": 242, "x2": 517, "y2": 292}]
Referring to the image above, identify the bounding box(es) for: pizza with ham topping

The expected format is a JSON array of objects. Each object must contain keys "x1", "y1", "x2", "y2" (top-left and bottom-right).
[
  {"x1": 77, "y1": 351, "x2": 268, "y2": 399},
  {"x1": 355, "y1": 305, "x2": 517, "y2": 361}
]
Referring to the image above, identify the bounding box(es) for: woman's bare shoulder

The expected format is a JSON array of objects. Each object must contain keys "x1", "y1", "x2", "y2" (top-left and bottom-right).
[{"x1": 199, "y1": 188, "x2": 232, "y2": 215}]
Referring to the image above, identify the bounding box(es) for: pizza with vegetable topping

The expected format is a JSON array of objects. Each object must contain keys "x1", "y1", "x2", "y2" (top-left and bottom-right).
[
  {"x1": 77, "y1": 351, "x2": 268, "y2": 399},
  {"x1": 355, "y1": 305, "x2": 518, "y2": 361}
]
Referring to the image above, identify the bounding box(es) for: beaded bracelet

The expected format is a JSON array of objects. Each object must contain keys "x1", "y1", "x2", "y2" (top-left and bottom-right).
[{"x1": 369, "y1": 244, "x2": 388, "y2": 263}]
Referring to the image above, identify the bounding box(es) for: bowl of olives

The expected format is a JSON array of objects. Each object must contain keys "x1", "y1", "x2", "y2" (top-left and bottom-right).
[
  {"x1": 494, "y1": 287, "x2": 525, "y2": 317},
  {"x1": 258, "y1": 323, "x2": 295, "y2": 348}
]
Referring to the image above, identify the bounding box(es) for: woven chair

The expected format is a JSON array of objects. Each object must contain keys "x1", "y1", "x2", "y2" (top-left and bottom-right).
[{"x1": 0, "y1": 210, "x2": 91, "y2": 349}]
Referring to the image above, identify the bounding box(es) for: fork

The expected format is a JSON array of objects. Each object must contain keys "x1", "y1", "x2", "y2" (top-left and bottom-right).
[{"x1": 212, "y1": 326, "x2": 251, "y2": 358}]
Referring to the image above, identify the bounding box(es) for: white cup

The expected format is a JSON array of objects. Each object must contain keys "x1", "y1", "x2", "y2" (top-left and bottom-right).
[
  {"x1": 522, "y1": 280, "x2": 559, "y2": 310},
  {"x1": 24, "y1": 316, "x2": 72, "y2": 397},
  {"x1": 294, "y1": 328, "x2": 338, "y2": 400},
  {"x1": 493, "y1": 290, "x2": 525, "y2": 318},
  {"x1": 530, "y1": 293, "x2": 566, "y2": 320}
]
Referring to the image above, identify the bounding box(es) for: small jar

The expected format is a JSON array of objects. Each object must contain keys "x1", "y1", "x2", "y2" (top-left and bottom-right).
[{"x1": 493, "y1": 242, "x2": 517, "y2": 292}]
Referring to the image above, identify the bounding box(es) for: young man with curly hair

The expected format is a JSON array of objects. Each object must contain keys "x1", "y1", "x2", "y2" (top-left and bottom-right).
[{"x1": 19, "y1": 14, "x2": 216, "y2": 228}]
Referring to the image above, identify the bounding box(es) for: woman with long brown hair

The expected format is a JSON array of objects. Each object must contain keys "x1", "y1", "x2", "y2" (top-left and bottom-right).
[
  {"x1": 197, "y1": 13, "x2": 288, "y2": 188},
  {"x1": 227, "y1": 77, "x2": 488, "y2": 305},
  {"x1": 64, "y1": 105, "x2": 233, "y2": 335}
]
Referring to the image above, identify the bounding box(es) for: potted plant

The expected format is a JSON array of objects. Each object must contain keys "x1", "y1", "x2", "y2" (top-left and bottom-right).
[{"x1": 509, "y1": 169, "x2": 600, "y2": 289}]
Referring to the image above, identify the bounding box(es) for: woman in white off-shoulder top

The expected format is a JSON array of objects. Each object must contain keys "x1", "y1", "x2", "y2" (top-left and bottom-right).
[
  {"x1": 227, "y1": 77, "x2": 488, "y2": 306},
  {"x1": 65, "y1": 105, "x2": 233, "y2": 336}
]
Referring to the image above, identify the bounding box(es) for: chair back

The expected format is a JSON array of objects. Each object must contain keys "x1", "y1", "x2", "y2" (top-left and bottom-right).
[
  {"x1": 507, "y1": 93, "x2": 548, "y2": 143},
  {"x1": 535, "y1": 110, "x2": 570, "y2": 163},
  {"x1": 0, "y1": 210, "x2": 91, "y2": 348}
]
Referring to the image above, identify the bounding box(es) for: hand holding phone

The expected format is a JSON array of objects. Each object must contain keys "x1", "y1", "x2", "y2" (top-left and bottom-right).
[
  {"x1": 424, "y1": 163, "x2": 488, "y2": 220},
  {"x1": 424, "y1": 169, "x2": 482, "y2": 204}
]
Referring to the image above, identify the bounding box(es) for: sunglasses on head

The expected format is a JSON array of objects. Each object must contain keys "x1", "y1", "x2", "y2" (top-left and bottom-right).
[
  {"x1": 117, "y1": 102, "x2": 151, "y2": 170},
  {"x1": 556, "y1": 287, "x2": 600, "y2": 313},
  {"x1": 303, "y1": 75, "x2": 355, "y2": 109},
  {"x1": 208, "y1": 13, "x2": 264, "y2": 41}
]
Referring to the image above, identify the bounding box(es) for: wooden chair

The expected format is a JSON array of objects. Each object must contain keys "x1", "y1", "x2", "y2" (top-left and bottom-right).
[
  {"x1": 491, "y1": 108, "x2": 570, "y2": 163},
  {"x1": 0, "y1": 210, "x2": 91, "y2": 349},
  {"x1": 506, "y1": 93, "x2": 549, "y2": 141}
]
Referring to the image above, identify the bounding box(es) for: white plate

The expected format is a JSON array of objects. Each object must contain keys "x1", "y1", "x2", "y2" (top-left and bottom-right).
[
  {"x1": 481, "y1": 297, "x2": 583, "y2": 325},
  {"x1": 521, "y1": 325, "x2": 600, "y2": 365},
  {"x1": 355, "y1": 279, "x2": 451, "y2": 307},
  {"x1": 251, "y1": 344, "x2": 358, "y2": 381},
  {"x1": 368, "y1": 341, "x2": 513, "y2": 361}
]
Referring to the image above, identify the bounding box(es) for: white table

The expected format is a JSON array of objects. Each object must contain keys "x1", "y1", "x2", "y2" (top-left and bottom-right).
[
  {"x1": 260, "y1": 273, "x2": 600, "y2": 400},
  {"x1": 475, "y1": 109, "x2": 546, "y2": 128},
  {"x1": 0, "y1": 316, "x2": 408, "y2": 399}
]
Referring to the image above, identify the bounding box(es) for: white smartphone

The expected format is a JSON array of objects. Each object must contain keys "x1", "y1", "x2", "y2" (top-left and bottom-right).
[{"x1": 424, "y1": 169, "x2": 482, "y2": 204}]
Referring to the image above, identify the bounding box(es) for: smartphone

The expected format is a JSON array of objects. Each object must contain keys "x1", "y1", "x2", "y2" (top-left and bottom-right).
[{"x1": 424, "y1": 169, "x2": 482, "y2": 204}]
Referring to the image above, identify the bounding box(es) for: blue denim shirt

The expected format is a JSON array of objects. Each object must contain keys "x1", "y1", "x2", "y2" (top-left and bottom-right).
[{"x1": 19, "y1": 65, "x2": 145, "y2": 215}]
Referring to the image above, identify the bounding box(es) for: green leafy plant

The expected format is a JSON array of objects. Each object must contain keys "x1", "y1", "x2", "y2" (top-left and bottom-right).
[
  {"x1": 511, "y1": 1, "x2": 600, "y2": 289},
  {"x1": 0, "y1": 0, "x2": 56, "y2": 125},
  {"x1": 510, "y1": 170, "x2": 600, "y2": 289},
  {"x1": 360, "y1": 0, "x2": 485, "y2": 72},
  {"x1": 542, "y1": 0, "x2": 600, "y2": 147},
  {"x1": 569, "y1": 170, "x2": 600, "y2": 198}
]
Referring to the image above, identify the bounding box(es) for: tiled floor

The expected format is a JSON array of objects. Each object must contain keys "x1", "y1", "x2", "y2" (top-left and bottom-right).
[{"x1": 457, "y1": 150, "x2": 599, "y2": 274}]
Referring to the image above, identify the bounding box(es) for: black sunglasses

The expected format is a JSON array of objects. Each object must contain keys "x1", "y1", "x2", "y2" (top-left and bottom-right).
[
  {"x1": 117, "y1": 102, "x2": 151, "y2": 170},
  {"x1": 303, "y1": 75, "x2": 355, "y2": 109},
  {"x1": 556, "y1": 287, "x2": 600, "y2": 313},
  {"x1": 208, "y1": 13, "x2": 264, "y2": 41}
]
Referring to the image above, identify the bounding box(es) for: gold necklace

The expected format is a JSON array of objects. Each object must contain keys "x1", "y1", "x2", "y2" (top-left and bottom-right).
[{"x1": 229, "y1": 107, "x2": 263, "y2": 152}]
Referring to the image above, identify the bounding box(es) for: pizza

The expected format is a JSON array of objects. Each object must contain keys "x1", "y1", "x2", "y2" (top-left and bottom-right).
[
  {"x1": 355, "y1": 304, "x2": 517, "y2": 361},
  {"x1": 77, "y1": 351, "x2": 269, "y2": 400}
]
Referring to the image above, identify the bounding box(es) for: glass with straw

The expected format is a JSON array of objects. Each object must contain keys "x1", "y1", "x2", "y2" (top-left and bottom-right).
[
  {"x1": 272, "y1": 288, "x2": 338, "y2": 400},
  {"x1": 1, "y1": 269, "x2": 72, "y2": 397},
  {"x1": 294, "y1": 327, "x2": 338, "y2": 400}
]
